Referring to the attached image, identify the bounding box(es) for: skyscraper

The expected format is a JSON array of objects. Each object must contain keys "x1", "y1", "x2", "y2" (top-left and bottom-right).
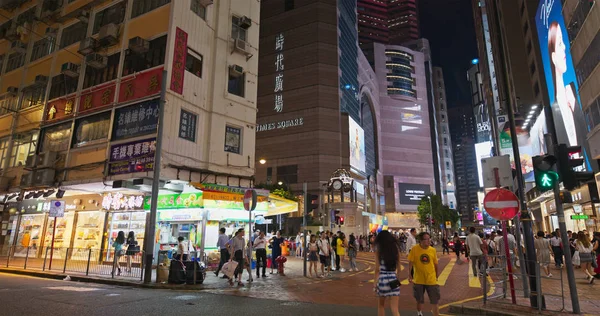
[
  {"x1": 357, "y1": 0, "x2": 420, "y2": 48},
  {"x1": 389, "y1": 0, "x2": 420, "y2": 44}
]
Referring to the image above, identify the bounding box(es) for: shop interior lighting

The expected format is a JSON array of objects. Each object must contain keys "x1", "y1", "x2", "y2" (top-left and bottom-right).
[
  {"x1": 43, "y1": 189, "x2": 55, "y2": 197},
  {"x1": 32, "y1": 191, "x2": 44, "y2": 198},
  {"x1": 24, "y1": 192, "x2": 35, "y2": 199}
]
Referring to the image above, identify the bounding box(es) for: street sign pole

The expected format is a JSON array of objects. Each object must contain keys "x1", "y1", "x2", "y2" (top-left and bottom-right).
[
  {"x1": 49, "y1": 216, "x2": 57, "y2": 270},
  {"x1": 303, "y1": 182, "x2": 307, "y2": 278}
]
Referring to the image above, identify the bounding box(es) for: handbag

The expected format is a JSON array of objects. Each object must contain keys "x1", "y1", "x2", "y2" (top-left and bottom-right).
[
  {"x1": 389, "y1": 279, "x2": 400, "y2": 289},
  {"x1": 222, "y1": 259, "x2": 238, "y2": 278},
  {"x1": 572, "y1": 251, "x2": 581, "y2": 266}
]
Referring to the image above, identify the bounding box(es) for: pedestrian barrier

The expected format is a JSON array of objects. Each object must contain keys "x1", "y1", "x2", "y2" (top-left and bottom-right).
[
  {"x1": 0, "y1": 246, "x2": 144, "y2": 281},
  {"x1": 483, "y1": 254, "x2": 566, "y2": 313}
]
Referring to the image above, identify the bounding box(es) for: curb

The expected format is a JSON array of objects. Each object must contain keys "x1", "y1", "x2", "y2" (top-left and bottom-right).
[{"x1": 448, "y1": 305, "x2": 526, "y2": 316}]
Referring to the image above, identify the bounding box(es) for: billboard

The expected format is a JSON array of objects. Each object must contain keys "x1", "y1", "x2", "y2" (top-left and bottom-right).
[
  {"x1": 497, "y1": 115, "x2": 538, "y2": 183},
  {"x1": 475, "y1": 141, "x2": 493, "y2": 187},
  {"x1": 474, "y1": 104, "x2": 492, "y2": 143},
  {"x1": 349, "y1": 117, "x2": 366, "y2": 172},
  {"x1": 536, "y1": 0, "x2": 592, "y2": 171},
  {"x1": 398, "y1": 183, "x2": 431, "y2": 205}
]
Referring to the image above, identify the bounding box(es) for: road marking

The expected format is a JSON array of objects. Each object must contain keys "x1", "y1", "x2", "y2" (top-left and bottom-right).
[
  {"x1": 437, "y1": 257, "x2": 455, "y2": 286},
  {"x1": 45, "y1": 286, "x2": 102, "y2": 292}
]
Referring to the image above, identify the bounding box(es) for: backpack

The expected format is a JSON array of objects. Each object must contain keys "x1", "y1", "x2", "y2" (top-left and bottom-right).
[{"x1": 331, "y1": 236, "x2": 338, "y2": 250}]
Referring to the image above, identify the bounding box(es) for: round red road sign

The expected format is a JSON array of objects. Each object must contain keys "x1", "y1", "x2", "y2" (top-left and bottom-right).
[
  {"x1": 243, "y1": 189, "x2": 257, "y2": 211},
  {"x1": 483, "y1": 188, "x2": 520, "y2": 221}
]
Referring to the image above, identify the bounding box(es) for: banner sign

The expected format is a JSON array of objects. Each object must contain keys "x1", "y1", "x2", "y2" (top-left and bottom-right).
[
  {"x1": 108, "y1": 138, "x2": 156, "y2": 175},
  {"x1": 78, "y1": 83, "x2": 116, "y2": 114},
  {"x1": 112, "y1": 98, "x2": 159, "y2": 140},
  {"x1": 170, "y1": 27, "x2": 187, "y2": 94},
  {"x1": 119, "y1": 67, "x2": 163, "y2": 103}
]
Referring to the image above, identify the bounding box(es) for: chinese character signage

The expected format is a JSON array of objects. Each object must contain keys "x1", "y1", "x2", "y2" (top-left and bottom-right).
[
  {"x1": 170, "y1": 27, "x2": 188, "y2": 95},
  {"x1": 102, "y1": 192, "x2": 145, "y2": 210},
  {"x1": 78, "y1": 83, "x2": 116, "y2": 114},
  {"x1": 45, "y1": 96, "x2": 76, "y2": 122},
  {"x1": 143, "y1": 192, "x2": 203, "y2": 210},
  {"x1": 179, "y1": 109, "x2": 197, "y2": 142},
  {"x1": 224, "y1": 126, "x2": 241, "y2": 154},
  {"x1": 274, "y1": 33, "x2": 285, "y2": 112},
  {"x1": 108, "y1": 138, "x2": 156, "y2": 175},
  {"x1": 119, "y1": 67, "x2": 163, "y2": 103},
  {"x1": 112, "y1": 98, "x2": 159, "y2": 140}
]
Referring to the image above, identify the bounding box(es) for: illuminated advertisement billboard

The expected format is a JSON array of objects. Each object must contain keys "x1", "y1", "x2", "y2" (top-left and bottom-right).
[
  {"x1": 349, "y1": 117, "x2": 366, "y2": 172},
  {"x1": 474, "y1": 103, "x2": 492, "y2": 143},
  {"x1": 536, "y1": 0, "x2": 592, "y2": 170},
  {"x1": 475, "y1": 141, "x2": 493, "y2": 187}
]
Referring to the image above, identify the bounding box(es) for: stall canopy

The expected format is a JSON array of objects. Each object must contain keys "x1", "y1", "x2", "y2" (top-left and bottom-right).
[{"x1": 266, "y1": 194, "x2": 298, "y2": 216}]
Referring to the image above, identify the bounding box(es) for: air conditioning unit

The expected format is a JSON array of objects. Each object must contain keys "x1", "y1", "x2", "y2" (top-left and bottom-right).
[
  {"x1": 20, "y1": 172, "x2": 35, "y2": 188},
  {"x1": 10, "y1": 41, "x2": 26, "y2": 54},
  {"x1": 25, "y1": 155, "x2": 37, "y2": 169},
  {"x1": 6, "y1": 86, "x2": 18, "y2": 95},
  {"x1": 238, "y1": 16, "x2": 252, "y2": 29},
  {"x1": 78, "y1": 37, "x2": 96, "y2": 55},
  {"x1": 98, "y1": 23, "x2": 119, "y2": 47},
  {"x1": 234, "y1": 38, "x2": 250, "y2": 55},
  {"x1": 199, "y1": 0, "x2": 214, "y2": 6},
  {"x1": 45, "y1": 27, "x2": 58, "y2": 38},
  {"x1": 229, "y1": 64, "x2": 244, "y2": 78},
  {"x1": 38, "y1": 151, "x2": 57, "y2": 169},
  {"x1": 61, "y1": 62, "x2": 80, "y2": 78},
  {"x1": 78, "y1": 10, "x2": 90, "y2": 23},
  {"x1": 128, "y1": 36, "x2": 149, "y2": 54},
  {"x1": 85, "y1": 53, "x2": 107, "y2": 69},
  {"x1": 34, "y1": 169, "x2": 56, "y2": 186},
  {"x1": 5, "y1": 27, "x2": 19, "y2": 41},
  {"x1": 35, "y1": 75, "x2": 48, "y2": 86}
]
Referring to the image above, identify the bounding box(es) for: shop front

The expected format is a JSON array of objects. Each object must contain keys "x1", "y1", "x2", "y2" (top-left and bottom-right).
[{"x1": 542, "y1": 183, "x2": 600, "y2": 233}]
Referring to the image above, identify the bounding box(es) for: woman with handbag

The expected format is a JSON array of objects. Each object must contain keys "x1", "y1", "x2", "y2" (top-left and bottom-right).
[
  {"x1": 374, "y1": 231, "x2": 401, "y2": 316},
  {"x1": 125, "y1": 231, "x2": 139, "y2": 273},
  {"x1": 576, "y1": 231, "x2": 595, "y2": 284},
  {"x1": 229, "y1": 228, "x2": 247, "y2": 286},
  {"x1": 112, "y1": 231, "x2": 126, "y2": 277}
]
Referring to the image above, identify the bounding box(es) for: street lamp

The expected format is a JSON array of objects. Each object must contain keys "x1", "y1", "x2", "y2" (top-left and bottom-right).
[
  {"x1": 278, "y1": 181, "x2": 283, "y2": 186},
  {"x1": 259, "y1": 158, "x2": 267, "y2": 165}
]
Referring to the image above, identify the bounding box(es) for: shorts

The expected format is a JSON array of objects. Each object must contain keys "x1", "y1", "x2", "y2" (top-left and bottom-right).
[
  {"x1": 319, "y1": 255, "x2": 330, "y2": 266},
  {"x1": 413, "y1": 284, "x2": 440, "y2": 304}
]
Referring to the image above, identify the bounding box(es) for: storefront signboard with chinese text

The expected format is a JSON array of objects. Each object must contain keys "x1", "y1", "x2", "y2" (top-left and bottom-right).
[
  {"x1": 144, "y1": 192, "x2": 204, "y2": 210},
  {"x1": 102, "y1": 192, "x2": 145, "y2": 210},
  {"x1": 170, "y1": 28, "x2": 187, "y2": 94},
  {"x1": 112, "y1": 99, "x2": 159, "y2": 140},
  {"x1": 45, "y1": 95, "x2": 76, "y2": 122},
  {"x1": 191, "y1": 183, "x2": 270, "y2": 197},
  {"x1": 78, "y1": 83, "x2": 116, "y2": 114},
  {"x1": 119, "y1": 67, "x2": 163, "y2": 103},
  {"x1": 108, "y1": 138, "x2": 156, "y2": 175}
]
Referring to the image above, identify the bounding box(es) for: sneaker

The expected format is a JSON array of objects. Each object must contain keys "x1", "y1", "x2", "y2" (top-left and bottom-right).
[
  {"x1": 547, "y1": 273, "x2": 553, "y2": 277},
  {"x1": 417, "y1": 311, "x2": 423, "y2": 316},
  {"x1": 340, "y1": 268, "x2": 346, "y2": 273},
  {"x1": 590, "y1": 278, "x2": 595, "y2": 284},
  {"x1": 214, "y1": 271, "x2": 219, "y2": 277},
  {"x1": 247, "y1": 278, "x2": 253, "y2": 283},
  {"x1": 222, "y1": 275, "x2": 229, "y2": 279},
  {"x1": 354, "y1": 268, "x2": 359, "y2": 272}
]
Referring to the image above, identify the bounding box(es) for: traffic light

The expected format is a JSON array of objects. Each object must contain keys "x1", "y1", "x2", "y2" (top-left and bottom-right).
[
  {"x1": 334, "y1": 210, "x2": 341, "y2": 225},
  {"x1": 339, "y1": 216, "x2": 345, "y2": 225},
  {"x1": 559, "y1": 190, "x2": 573, "y2": 204},
  {"x1": 557, "y1": 144, "x2": 594, "y2": 190},
  {"x1": 305, "y1": 194, "x2": 319, "y2": 215},
  {"x1": 532, "y1": 154, "x2": 558, "y2": 192}
]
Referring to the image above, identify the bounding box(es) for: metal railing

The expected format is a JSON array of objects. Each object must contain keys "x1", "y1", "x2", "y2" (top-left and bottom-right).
[
  {"x1": 0, "y1": 246, "x2": 144, "y2": 281},
  {"x1": 483, "y1": 254, "x2": 566, "y2": 313}
]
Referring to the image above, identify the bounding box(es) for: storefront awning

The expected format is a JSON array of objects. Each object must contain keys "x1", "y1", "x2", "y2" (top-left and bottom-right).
[{"x1": 265, "y1": 194, "x2": 298, "y2": 216}]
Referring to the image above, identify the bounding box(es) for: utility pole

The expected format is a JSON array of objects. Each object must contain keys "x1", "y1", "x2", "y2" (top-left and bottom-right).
[
  {"x1": 303, "y1": 182, "x2": 308, "y2": 277},
  {"x1": 143, "y1": 70, "x2": 167, "y2": 283}
]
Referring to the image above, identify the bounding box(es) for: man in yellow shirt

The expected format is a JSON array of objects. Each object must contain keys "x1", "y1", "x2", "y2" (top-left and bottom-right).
[{"x1": 408, "y1": 232, "x2": 440, "y2": 316}]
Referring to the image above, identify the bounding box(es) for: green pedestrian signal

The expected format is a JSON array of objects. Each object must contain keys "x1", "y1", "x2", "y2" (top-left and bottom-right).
[{"x1": 532, "y1": 155, "x2": 558, "y2": 192}]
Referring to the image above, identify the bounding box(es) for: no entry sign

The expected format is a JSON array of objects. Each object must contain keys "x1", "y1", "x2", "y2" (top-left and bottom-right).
[
  {"x1": 483, "y1": 188, "x2": 520, "y2": 221},
  {"x1": 243, "y1": 189, "x2": 257, "y2": 211}
]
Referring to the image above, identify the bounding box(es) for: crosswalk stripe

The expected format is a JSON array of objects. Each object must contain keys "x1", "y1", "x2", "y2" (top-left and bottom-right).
[
  {"x1": 467, "y1": 261, "x2": 481, "y2": 288},
  {"x1": 437, "y1": 257, "x2": 455, "y2": 286}
]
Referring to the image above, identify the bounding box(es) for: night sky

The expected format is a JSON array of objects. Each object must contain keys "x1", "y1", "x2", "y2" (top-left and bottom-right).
[{"x1": 419, "y1": 0, "x2": 479, "y2": 108}]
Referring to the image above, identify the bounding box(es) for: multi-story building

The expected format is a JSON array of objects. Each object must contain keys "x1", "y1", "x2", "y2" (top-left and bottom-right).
[
  {"x1": 449, "y1": 106, "x2": 478, "y2": 222},
  {"x1": 0, "y1": 0, "x2": 263, "y2": 259},
  {"x1": 432, "y1": 67, "x2": 456, "y2": 209},
  {"x1": 357, "y1": 0, "x2": 419, "y2": 48},
  {"x1": 388, "y1": 0, "x2": 419, "y2": 44}
]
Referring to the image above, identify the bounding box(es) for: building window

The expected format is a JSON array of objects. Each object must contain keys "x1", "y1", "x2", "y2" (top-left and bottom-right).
[
  {"x1": 185, "y1": 49, "x2": 203, "y2": 78},
  {"x1": 122, "y1": 35, "x2": 167, "y2": 76},
  {"x1": 121, "y1": 37, "x2": 163, "y2": 75},
  {"x1": 0, "y1": 94, "x2": 18, "y2": 116},
  {"x1": 285, "y1": 0, "x2": 294, "y2": 11},
  {"x1": 60, "y1": 21, "x2": 88, "y2": 48},
  {"x1": 231, "y1": 16, "x2": 247, "y2": 41},
  {"x1": 21, "y1": 86, "x2": 46, "y2": 109},
  {"x1": 73, "y1": 111, "x2": 111, "y2": 148},
  {"x1": 132, "y1": 0, "x2": 171, "y2": 19},
  {"x1": 277, "y1": 165, "x2": 298, "y2": 184},
  {"x1": 49, "y1": 74, "x2": 78, "y2": 100},
  {"x1": 6, "y1": 52, "x2": 25, "y2": 73},
  {"x1": 16, "y1": 7, "x2": 36, "y2": 26},
  {"x1": 0, "y1": 137, "x2": 8, "y2": 169},
  {"x1": 446, "y1": 161, "x2": 450, "y2": 169},
  {"x1": 93, "y1": 1, "x2": 127, "y2": 34},
  {"x1": 83, "y1": 52, "x2": 121, "y2": 88},
  {"x1": 40, "y1": 122, "x2": 72, "y2": 152},
  {"x1": 224, "y1": 125, "x2": 241, "y2": 154},
  {"x1": 443, "y1": 138, "x2": 448, "y2": 146},
  {"x1": 10, "y1": 132, "x2": 37, "y2": 167},
  {"x1": 30, "y1": 38, "x2": 55, "y2": 62},
  {"x1": 228, "y1": 71, "x2": 245, "y2": 97},
  {"x1": 190, "y1": 0, "x2": 206, "y2": 19},
  {"x1": 575, "y1": 31, "x2": 600, "y2": 85}
]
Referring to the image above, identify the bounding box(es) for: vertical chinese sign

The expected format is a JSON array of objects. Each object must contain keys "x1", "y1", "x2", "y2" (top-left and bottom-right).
[
  {"x1": 170, "y1": 27, "x2": 188, "y2": 95},
  {"x1": 274, "y1": 33, "x2": 285, "y2": 112}
]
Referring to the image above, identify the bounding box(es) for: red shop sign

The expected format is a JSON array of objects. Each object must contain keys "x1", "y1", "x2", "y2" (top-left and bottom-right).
[
  {"x1": 45, "y1": 96, "x2": 76, "y2": 122},
  {"x1": 78, "y1": 83, "x2": 116, "y2": 114},
  {"x1": 118, "y1": 67, "x2": 163, "y2": 103},
  {"x1": 170, "y1": 27, "x2": 188, "y2": 95}
]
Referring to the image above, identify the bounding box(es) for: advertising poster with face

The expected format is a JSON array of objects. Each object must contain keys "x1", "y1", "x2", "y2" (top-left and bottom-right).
[
  {"x1": 536, "y1": 0, "x2": 593, "y2": 171},
  {"x1": 349, "y1": 117, "x2": 366, "y2": 172}
]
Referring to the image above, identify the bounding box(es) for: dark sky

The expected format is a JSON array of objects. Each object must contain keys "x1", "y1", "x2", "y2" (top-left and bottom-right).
[{"x1": 419, "y1": 0, "x2": 478, "y2": 107}]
